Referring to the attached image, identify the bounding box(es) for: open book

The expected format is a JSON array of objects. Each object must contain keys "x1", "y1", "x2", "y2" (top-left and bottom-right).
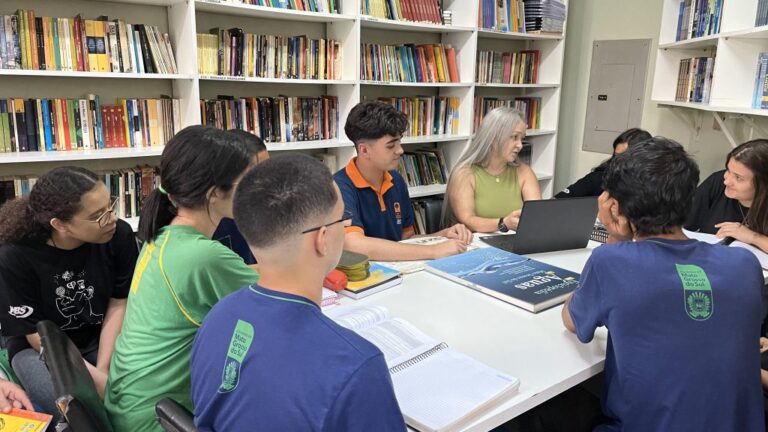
[
  {"x1": 328, "y1": 305, "x2": 519, "y2": 432},
  {"x1": 683, "y1": 229, "x2": 768, "y2": 269},
  {"x1": 376, "y1": 236, "x2": 480, "y2": 274}
]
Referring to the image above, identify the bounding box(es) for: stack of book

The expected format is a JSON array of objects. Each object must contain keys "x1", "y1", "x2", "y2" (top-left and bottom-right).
[
  {"x1": 360, "y1": 43, "x2": 459, "y2": 83},
  {"x1": 377, "y1": 96, "x2": 459, "y2": 137},
  {"x1": 675, "y1": 0, "x2": 724, "y2": 41},
  {"x1": 0, "y1": 96, "x2": 180, "y2": 153},
  {"x1": 675, "y1": 56, "x2": 714, "y2": 103},
  {"x1": 478, "y1": 0, "x2": 526, "y2": 33},
  {"x1": 0, "y1": 10, "x2": 177, "y2": 73},
  {"x1": 200, "y1": 95, "x2": 339, "y2": 143},
  {"x1": 523, "y1": 0, "x2": 566, "y2": 35},
  {"x1": 1, "y1": 166, "x2": 160, "y2": 220},
  {"x1": 340, "y1": 263, "x2": 401, "y2": 299},
  {"x1": 216, "y1": 0, "x2": 341, "y2": 13},
  {"x1": 757, "y1": 0, "x2": 768, "y2": 26},
  {"x1": 337, "y1": 250, "x2": 371, "y2": 281},
  {"x1": 476, "y1": 49, "x2": 540, "y2": 84},
  {"x1": 474, "y1": 96, "x2": 541, "y2": 130},
  {"x1": 753, "y1": 52, "x2": 768, "y2": 109},
  {"x1": 397, "y1": 149, "x2": 448, "y2": 188},
  {"x1": 197, "y1": 31, "x2": 341, "y2": 80},
  {"x1": 361, "y1": 0, "x2": 444, "y2": 24}
]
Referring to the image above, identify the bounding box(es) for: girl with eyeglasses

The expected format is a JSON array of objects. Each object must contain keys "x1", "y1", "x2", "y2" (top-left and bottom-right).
[
  {"x1": 104, "y1": 125, "x2": 259, "y2": 432},
  {"x1": 0, "y1": 166, "x2": 139, "y2": 421}
]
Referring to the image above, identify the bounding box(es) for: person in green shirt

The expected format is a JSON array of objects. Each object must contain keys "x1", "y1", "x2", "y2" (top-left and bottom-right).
[
  {"x1": 444, "y1": 106, "x2": 541, "y2": 233},
  {"x1": 104, "y1": 126, "x2": 259, "y2": 432}
]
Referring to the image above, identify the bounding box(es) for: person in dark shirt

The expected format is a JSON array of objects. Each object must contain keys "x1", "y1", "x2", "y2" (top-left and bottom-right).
[
  {"x1": 212, "y1": 130, "x2": 270, "y2": 265},
  {"x1": 0, "y1": 167, "x2": 139, "y2": 420},
  {"x1": 686, "y1": 139, "x2": 768, "y2": 253},
  {"x1": 555, "y1": 128, "x2": 652, "y2": 198}
]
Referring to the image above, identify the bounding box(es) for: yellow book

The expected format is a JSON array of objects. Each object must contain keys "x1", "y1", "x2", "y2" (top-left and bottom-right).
[
  {"x1": 95, "y1": 21, "x2": 108, "y2": 72},
  {"x1": 68, "y1": 19, "x2": 77, "y2": 73},
  {"x1": 16, "y1": 10, "x2": 29, "y2": 70},
  {"x1": 120, "y1": 99, "x2": 131, "y2": 147},
  {"x1": 85, "y1": 20, "x2": 98, "y2": 72},
  {"x1": 434, "y1": 45, "x2": 446, "y2": 82},
  {"x1": 42, "y1": 17, "x2": 52, "y2": 71},
  {"x1": 0, "y1": 408, "x2": 52, "y2": 431},
  {"x1": 147, "y1": 99, "x2": 160, "y2": 147}
]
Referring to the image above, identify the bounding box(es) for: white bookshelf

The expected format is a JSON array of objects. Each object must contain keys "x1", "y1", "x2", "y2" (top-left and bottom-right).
[
  {"x1": 1, "y1": 0, "x2": 568, "y2": 207},
  {"x1": 652, "y1": 0, "x2": 768, "y2": 147}
]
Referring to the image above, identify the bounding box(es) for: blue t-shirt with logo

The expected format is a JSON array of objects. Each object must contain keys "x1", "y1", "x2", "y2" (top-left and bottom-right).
[
  {"x1": 334, "y1": 159, "x2": 415, "y2": 241},
  {"x1": 569, "y1": 238, "x2": 765, "y2": 432},
  {"x1": 190, "y1": 285, "x2": 405, "y2": 432}
]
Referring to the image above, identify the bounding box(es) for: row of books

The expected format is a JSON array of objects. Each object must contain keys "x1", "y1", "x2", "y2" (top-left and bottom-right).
[
  {"x1": 216, "y1": 0, "x2": 341, "y2": 13},
  {"x1": 0, "y1": 96, "x2": 180, "y2": 153},
  {"x1": 377, "y1": 96, "x2": 460, "y2": 137},
  {"x1": 361, "y1": 43, "x2": 459, "y2": 83},
  {"x1": 473, "y1": 96, "x2": 542, "y2": 130},
  {"x1": 675, "y1": 0, "x2": 724, "y2": 41},
  {"x1": 752, "y1": 52, "x2": 768, "y2": 109},
  {"x1": 361, "y1": 0, "x2": 443, "y2": 24},
  {"x1": 0, "y1": 10, "x2": 177, "y2": 74},
  {"x1": 1, "y1": 166, "x2": 160, "y2": 220},
  {"x1": 478, "y1": 0, "x2": 526, "y2": 33},
  {"x1": 397, "y1": 148, "x2": 448, "y2": 188},
  {"x1": 674, "y1": 56, "x2": 714, "y2": 104},
  {"x1": 476, "y1": 49, "x2": 540, "y2": 84},
  {"x1": 200, "y1": 95, "x2": 339, "y2": 143},
  {"x1": 523, "y1": 0, "x2": 566, "y2": 35},
  {"x1": 197, "y1": 31, "x2": 341, "y2": 80}
]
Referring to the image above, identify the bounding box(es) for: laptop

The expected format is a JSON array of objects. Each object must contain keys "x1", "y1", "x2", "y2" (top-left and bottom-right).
[{"x1": 481, "y1": 197, "x2": 598, "y2": 255}]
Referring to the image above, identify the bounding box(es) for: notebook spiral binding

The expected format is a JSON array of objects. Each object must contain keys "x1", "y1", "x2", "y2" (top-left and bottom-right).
[{"x1": 389, "y1": 342, "x2": 449, "y2": 374}]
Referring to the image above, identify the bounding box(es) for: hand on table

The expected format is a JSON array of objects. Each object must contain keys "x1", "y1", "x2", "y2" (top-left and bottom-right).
[
  {"x1": 443, "y1": 223, "x2": 473, "y2": 245},
  {"x1": 714, "y1": 222, "x2": 758, "y2": 245},
  {"x1": 430, "y1": 239, "x2": 468, "y2": 259}
]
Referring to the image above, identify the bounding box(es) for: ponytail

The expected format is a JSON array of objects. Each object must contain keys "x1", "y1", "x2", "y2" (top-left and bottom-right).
[
  {"x1": 137, "y1": 189, "x2": 175, "y2": 243},
  {"x1": 0, "y1": 198, "x2": 38, "y2": 245}
]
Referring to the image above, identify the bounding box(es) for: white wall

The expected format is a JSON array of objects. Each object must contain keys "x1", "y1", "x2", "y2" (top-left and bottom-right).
[{"x1": 555, "y1": 0, "x2": 765, "y2": 192}]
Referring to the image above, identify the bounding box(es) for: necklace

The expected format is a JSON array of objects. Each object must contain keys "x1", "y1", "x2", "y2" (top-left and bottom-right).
[{"x1": 739, "y1": 205, "x2": 748, "y2": 225}]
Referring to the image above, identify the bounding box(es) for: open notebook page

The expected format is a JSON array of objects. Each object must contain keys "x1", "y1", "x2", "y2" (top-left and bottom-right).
[{"x1": 392, "y1": 348, "x2": 520, "y2": 432}]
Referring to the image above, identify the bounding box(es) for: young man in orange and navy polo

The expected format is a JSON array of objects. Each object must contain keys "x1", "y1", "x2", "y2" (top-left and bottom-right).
[{"x1": 333, "y1": 101, "x2": 473, "y2": 261}]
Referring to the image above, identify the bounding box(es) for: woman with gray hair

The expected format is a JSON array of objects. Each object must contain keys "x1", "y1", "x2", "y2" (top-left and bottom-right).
[{"x1": 444, "y1": 107, "x2": 540, "y2": 233}]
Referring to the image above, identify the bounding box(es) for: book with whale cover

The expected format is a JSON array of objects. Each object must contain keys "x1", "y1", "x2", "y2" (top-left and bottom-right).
[{"x1": 426, "y1": 247, "x2": 580, "y2": 312}]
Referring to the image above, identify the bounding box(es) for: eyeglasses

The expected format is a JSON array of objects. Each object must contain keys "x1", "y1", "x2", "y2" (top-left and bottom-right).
[
  {"x1": 82, "y1": 196, "x2": 119, "y2": 228},
  {"x1": 301, "y1": 211, "x2": 353, "y2": 234}
]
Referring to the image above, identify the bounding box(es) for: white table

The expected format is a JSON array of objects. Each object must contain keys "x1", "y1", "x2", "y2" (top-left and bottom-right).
[{"x1": 343, "y1": 241, "x2": 608, "y2": 431}]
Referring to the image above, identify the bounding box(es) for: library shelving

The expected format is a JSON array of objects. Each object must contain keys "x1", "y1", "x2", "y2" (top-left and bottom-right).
[
  {"x1": 652, "y1": 0, "x2": 768, "y2": 147},
  {"x1": 1, "y1": 0, "x2": 568, "y2": 218}
]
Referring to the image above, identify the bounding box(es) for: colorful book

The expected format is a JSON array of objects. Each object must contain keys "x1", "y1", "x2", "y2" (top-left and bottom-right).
[
  {"x1": 340, "y1": 263, "x2": 401, "y2": 299},
  {"x1": 426, "y1": 247, "x2": 580, "y2": 313},
  {"x1": 0, "y1": 408, "x2": 52, "y2": 432}
]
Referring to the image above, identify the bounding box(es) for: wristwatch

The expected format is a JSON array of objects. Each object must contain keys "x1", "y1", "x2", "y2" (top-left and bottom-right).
[{"x1": 497, "y1": 217, "x2": 509, "y2": 233}]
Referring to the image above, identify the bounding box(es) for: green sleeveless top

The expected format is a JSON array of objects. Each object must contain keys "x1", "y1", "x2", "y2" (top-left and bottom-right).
[{"x1": 471, "y1": 164, "x2": 523, "y2": 219}]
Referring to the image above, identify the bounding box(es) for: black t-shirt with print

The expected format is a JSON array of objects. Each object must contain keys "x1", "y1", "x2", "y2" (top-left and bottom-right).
[
  {"x1": 685, "y1": 170, "x2": 749, "y2": 235},
  {"x1": 0, "y1": 219, "x2": 138, "y2": 359},
  {"x1": 555, "y1": 168, "x2": 605, "y2": 199}
]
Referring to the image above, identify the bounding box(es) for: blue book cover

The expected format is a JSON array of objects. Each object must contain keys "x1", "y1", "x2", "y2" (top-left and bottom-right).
[{"x1": 426, "y1": 247, "x2": 580, "y2": 313}]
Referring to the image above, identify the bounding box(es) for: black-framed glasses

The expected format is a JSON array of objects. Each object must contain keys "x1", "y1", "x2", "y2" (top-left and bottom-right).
[
  {"x1": 301, "y1": 211, "x2": 353, "y2": 234},
  {"x1": 82, "y1": 196, "x2": 119, "y2": 228}
]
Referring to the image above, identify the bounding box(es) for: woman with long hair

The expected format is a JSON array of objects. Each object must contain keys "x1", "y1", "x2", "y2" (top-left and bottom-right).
[
  {"x1": 444, "y1": 107, "x2": 541, "y2": 233},
  {"x1": 686, "y1": 139, "x2": 768, "y2": 252},
  {"x1": 0, "y1": 166, "x2": 138, "y2": 419},
  {"x1": 104, "y1": 126, "x2": 259, "y2": 432},
  {"x1": 555, "y1": 128, "x2": 652, "y2": 198}
]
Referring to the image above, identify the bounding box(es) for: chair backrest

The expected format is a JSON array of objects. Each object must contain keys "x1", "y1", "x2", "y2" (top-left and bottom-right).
[
  {"x1": 36, "y1": 321, "x2": 113, "y2": 432},
  {"x1": 422, "y1": 198, "x2": 444, "y2": 234},
  {"x1": 156, "y1": 398, "x2": 198, "y2": 432}
]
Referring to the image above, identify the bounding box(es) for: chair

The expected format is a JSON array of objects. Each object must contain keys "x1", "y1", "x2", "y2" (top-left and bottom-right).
[
  {"x1": 36, "y1": 320, "x2": 113, "y2": 432},
  {"x1": 422, "y1": 198, "x2": 444, "y2": 234},
  {"x1": 156, "y1": 398, "x2": 198, "y2": 432}
]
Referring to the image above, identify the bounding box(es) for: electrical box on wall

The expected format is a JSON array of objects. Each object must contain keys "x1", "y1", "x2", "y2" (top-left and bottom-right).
[{"x1": 582, "y1": 39, "x2": 651, "y2": 154}]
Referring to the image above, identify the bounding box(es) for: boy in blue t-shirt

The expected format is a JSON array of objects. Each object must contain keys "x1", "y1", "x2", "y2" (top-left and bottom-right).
[
  {"x1": 190, "y1": 154, "x2": 405, "y2": 431},
  {"x1": 334, "y1": 101, "x2": 472, "y2": 261},
  {"x1": 562, "y1": 137, "x2": 765, "y2": 432}
]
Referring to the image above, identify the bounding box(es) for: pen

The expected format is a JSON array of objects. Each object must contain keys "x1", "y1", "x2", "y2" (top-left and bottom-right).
[{"x1": 718, "y1": 236, "x2": 736, "y2": 246}]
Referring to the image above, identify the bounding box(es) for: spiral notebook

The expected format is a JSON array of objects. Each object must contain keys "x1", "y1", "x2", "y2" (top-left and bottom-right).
[{"x1": 328, "y1": 305, "x2": 520, "y2": 432}]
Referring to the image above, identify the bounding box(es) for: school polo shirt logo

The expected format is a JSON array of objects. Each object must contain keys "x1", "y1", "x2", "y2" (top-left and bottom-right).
[
  {"x1": 394, "y1": 202, "x2": 402, "y2": 225},
  {"x1": 219, "y1": 320, "x2": 254, "y2": 393},
  {"x1": 675, "y1": 264, "x2": 713, "y2": 321}
]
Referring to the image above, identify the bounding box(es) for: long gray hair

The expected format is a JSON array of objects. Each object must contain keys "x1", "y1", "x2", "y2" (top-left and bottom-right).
[{"x1": 441, "y1": 107, "x2": 526, "y2": 227}]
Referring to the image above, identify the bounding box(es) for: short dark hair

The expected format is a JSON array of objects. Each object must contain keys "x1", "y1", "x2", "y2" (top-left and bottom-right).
[
  {"x1": 604, "y1": 137, "x2": 699, "y2": 237},
  {"x1": 234, "y1": 154, "x2": 338, "y2": 249},
  {"x1": 344, "y1": 100, "x2": 408, "y2": 149},
  {"x1": 613, "y1": 128, "x2": 652, "y2": 149},
  {"x1": 227, "y1": 129, "x2": 267, "y2": 154},
  {"x1": 138, "y1": 126, "x2": 251, "y2": 242}
]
